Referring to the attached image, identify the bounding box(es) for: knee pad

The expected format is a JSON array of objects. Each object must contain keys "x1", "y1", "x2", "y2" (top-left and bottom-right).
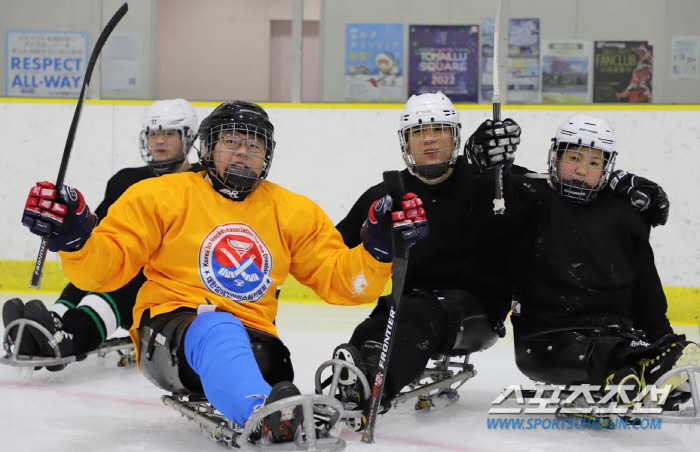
[
  {"x1": 451, "y1": 315, "x2": 499, "y2": 355},
  {"x1": 447, "y1": 292, "x2": 499, "y2": 354},
  {"x1": 424, "y1": 290, "x2": 499, "y2": 354},
  {"x1": 247, "y1": 327, "x2": 294, "y2": 385},
  {"x1": 515, "y1": 331, "x2": 596, "y2": 385},
  {"x1": 139, "y1": 311, "x2": 202, "y2": 394}
]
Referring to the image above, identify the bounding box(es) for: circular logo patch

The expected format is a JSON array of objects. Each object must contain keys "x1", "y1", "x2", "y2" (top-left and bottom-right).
[{"x1": 199, "y1": 223, "x2": 273, "y2": 302}]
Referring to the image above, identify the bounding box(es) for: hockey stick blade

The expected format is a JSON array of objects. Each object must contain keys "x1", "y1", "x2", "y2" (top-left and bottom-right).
[
  {"x1": 361, "y1": 170, "x2": 411, "y2": 444},
  {"x1": 30, "y1": 2, "x2": 129, "y2": 289}
]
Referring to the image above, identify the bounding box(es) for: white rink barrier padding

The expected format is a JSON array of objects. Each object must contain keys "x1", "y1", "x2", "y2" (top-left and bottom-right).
[{"x1": 1, "y1": 100, "x2": 699, "y2": 304}]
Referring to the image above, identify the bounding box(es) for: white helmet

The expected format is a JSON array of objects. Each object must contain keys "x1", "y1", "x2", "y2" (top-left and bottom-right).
[
  {"x1": 139, "y1": 98, "x2": 198, "y2": 176},
  {"x1": 547, "y1": 113, "x2": 618, "y2": 203},
  {"x1": 398, "y1": 92, "x2": 461, "y2": 182}
]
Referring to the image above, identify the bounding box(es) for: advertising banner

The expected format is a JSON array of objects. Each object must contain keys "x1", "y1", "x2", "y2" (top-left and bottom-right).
[{"x1": 6, "y1": 30, "x2": 88, "y2": 97}]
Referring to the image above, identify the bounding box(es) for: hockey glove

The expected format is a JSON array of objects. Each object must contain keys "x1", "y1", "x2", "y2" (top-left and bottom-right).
[
  {"x1": 391, "y1": 193, "x2": 429, "y2": 245},
  {"x1": 361, "y1": 193, "x2": 429, "y2": 262},
  {"x1": 464, "y1": 118, "x2": 521, "y2": 168},
  {"x1": 608, "y1": 170, "x2": 669, "y2": 227},
  {"x1": 22, "y1": 181, "x2": 97, "y2": 252}
]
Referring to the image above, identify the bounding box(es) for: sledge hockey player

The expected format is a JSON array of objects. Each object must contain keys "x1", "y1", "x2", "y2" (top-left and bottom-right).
[
  {"x1": 3, "y1": 98, "x2": 201, "y2": 371},
  {"x1": 325, "y1": 93, "x2": 672, "y2": 428},
  {"x1": 19, "y1": 101, "x2": 428, "y2": 446},
  {"x1": 327, "y1": 92, "x2": 515, "y2": 423},
  {"x1": 466, "y1": 112, "x2": 699, "y2": 408}
]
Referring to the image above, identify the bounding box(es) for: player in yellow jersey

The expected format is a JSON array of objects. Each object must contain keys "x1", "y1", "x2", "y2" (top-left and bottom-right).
[{"x1": 20, "y1": 101, "x2": 429, "y2": 445}]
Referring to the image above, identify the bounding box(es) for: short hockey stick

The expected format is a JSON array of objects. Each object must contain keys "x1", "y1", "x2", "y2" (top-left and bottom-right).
[
  {"x1": 492, "y1": 0, "x2": 505, "y2": 215},
  {"x1": 361, "y1": 170, "x2": 411, "y2": 444},
  {"x1": 30, "y1": 2, "x2": 129, "y2": 288}
]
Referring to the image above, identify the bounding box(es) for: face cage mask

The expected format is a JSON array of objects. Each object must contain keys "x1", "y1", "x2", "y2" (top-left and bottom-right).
[
  {"x1": 201, "y1": 124, "x2": 274, "y2": 200},
  {"x1": 398, "y1": 122, "x2": 460, "y2": 182},
  {"x1": 139, "y1": 128, "x2": 191, "y2": 176},
  {"x1": 547, "y1": 141, "x2": 617, "y2": 203}
]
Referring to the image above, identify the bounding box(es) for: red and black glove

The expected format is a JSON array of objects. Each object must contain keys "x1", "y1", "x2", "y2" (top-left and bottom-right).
[
  {"x1": 390, "y1": 193, "x2": 429, "y2": 244},
  {"x1": 361, "y1": 193, "x2": 429, "y2": 262},
  {"x1": 22, "y1": 181, "x2": 97, "y2": 252}
]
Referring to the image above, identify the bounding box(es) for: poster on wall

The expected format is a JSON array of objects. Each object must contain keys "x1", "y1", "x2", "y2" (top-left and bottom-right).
[
  {"x1": 345, "y1": 23, "x2": 404, "y2": 102},
  {"x1": 671, "y1": 36, "x2": 699, "y2": 79},
  {"x1": 593, "y1": 41, "x2": 653, "y2": 103},
  {"x1": 407, "y1": 25, "x2": 479, "y2": 102},
  {"x1": 507, "y1": 18, "x2": 540, "y2": 103},
  {"x1": 101, "y1": 32, "x2": 141, "y2": 91},
  {"x1": 541, "y1": 40, "x2": 592, "y2": 103},
  {"x1": 5, "y1": 30, "x2": 88, "y2": 97},
  {"x1": 480, "y1": 18, "x2": 495, "y2": 103}
]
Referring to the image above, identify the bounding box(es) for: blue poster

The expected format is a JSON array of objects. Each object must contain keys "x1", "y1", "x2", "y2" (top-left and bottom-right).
[
  {"x1": 507, "y1": 18, "x2": 540, "y2": 103},
  {"x1": 6, "y1": 30, "x2": 88, "y2": 97},
  {"x1": 345, "y1": 23, "x2": 404, "y2": 102},
  {"x1": 481, "y1": 18, "x2": 495, "y2": 102},
  {"x1": 407, "y1": 25, "x2": 479, "y2": 103}
]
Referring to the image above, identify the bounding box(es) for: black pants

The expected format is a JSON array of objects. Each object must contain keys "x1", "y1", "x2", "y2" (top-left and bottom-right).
[
  {"x1": 349, "y1": 289, "x2": 481, "y2": 400},
  {"x1": 58, "y1": 271, "x2": 146, "y2": 354}
]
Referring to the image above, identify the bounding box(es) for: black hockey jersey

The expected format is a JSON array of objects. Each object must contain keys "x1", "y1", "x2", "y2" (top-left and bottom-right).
[
  {"x1": 336, "y1": 156, "x2": 517, "y2": 323},
  {"x1": 473, "y1": 171, "x2": 672, "y2": 341}
]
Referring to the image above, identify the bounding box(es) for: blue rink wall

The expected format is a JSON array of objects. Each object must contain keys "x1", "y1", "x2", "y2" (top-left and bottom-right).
[{"x1": 0, "y1": 98, "x2": 698, "y2": 324}]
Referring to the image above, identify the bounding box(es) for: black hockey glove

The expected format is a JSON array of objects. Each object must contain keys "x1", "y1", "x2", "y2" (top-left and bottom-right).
[
  {"x1": 464, "y1": 118, "x2": 521, "y2": 169},
  {"x1": 608, "y1": 170, "x2": 669, "y2": 227}
]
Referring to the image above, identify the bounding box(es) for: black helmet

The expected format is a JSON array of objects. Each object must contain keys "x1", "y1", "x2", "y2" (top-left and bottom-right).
[{"x1": 198, "y1": 101, "x2": 276, "y2": 200}]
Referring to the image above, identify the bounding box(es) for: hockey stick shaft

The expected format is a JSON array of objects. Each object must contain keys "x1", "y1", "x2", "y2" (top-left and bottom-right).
[
  {"x1": 30, "y1": 2, "x2": 129, "y2": 288},
  {"x1": 361, "y1": 170, "x2": 410, "y2": 444},
  {"x1": 492, "y1": 0, "x2": 506, "y2": 215}
]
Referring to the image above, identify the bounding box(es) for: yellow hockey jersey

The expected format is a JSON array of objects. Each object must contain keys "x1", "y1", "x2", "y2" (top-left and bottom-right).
[{"x1": 58, "y1": 171, "x2": 391, "y2": 355}]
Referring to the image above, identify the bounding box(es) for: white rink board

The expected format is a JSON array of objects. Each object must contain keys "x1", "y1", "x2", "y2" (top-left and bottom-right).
[{"x1": 1, "y1": 102, "x2": 699, "y2": 288}]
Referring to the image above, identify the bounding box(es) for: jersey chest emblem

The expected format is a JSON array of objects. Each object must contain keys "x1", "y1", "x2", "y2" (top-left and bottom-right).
[{"x1": 199, "y1": 223, "x2": 273, "y2": 302}]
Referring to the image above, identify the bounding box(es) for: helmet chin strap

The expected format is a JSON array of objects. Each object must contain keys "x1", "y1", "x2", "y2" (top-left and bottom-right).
[
  {"x1": 149, "y1": 156, "x2": 186, "y2": 176},
  {"x1": 414, "y1": 162, "x2": 454, "y2": 184},
  {"x1": 222, "y1": 165, "x2": 258, "y2": 184},
  {"x1": 555, "y1": 178, "x2": 598, "y2": 203},
  {"x1": 206, "y1": 166, "x2": 260, "y2": 201}
]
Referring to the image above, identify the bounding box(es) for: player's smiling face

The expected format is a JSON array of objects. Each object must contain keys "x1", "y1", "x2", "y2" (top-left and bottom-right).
[
  {"x1": 212, "y1": 129, "x2": 266, "y2": 179},
  {"x1": 146, "y1": 129, "x2": 183, "y2": 162},
  {"x1": 406, "y1": 124, "x2": 454, "y2": 166}
]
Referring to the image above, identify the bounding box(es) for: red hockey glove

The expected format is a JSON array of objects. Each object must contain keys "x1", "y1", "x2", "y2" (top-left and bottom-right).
[
  {"x1": 22, "y1": 181, "x2": 96, "y2": 252},
  {"x1": 390, "y1": 193, "x2": 429, "y2": 244},
  {"x1": 361, "y1": 193, "x2": 429, "y2": 262}
]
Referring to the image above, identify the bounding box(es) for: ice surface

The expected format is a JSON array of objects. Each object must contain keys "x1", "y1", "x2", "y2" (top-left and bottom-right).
[{"x1": 1, "y1": 295, "x2": 698, "y2": 452}]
